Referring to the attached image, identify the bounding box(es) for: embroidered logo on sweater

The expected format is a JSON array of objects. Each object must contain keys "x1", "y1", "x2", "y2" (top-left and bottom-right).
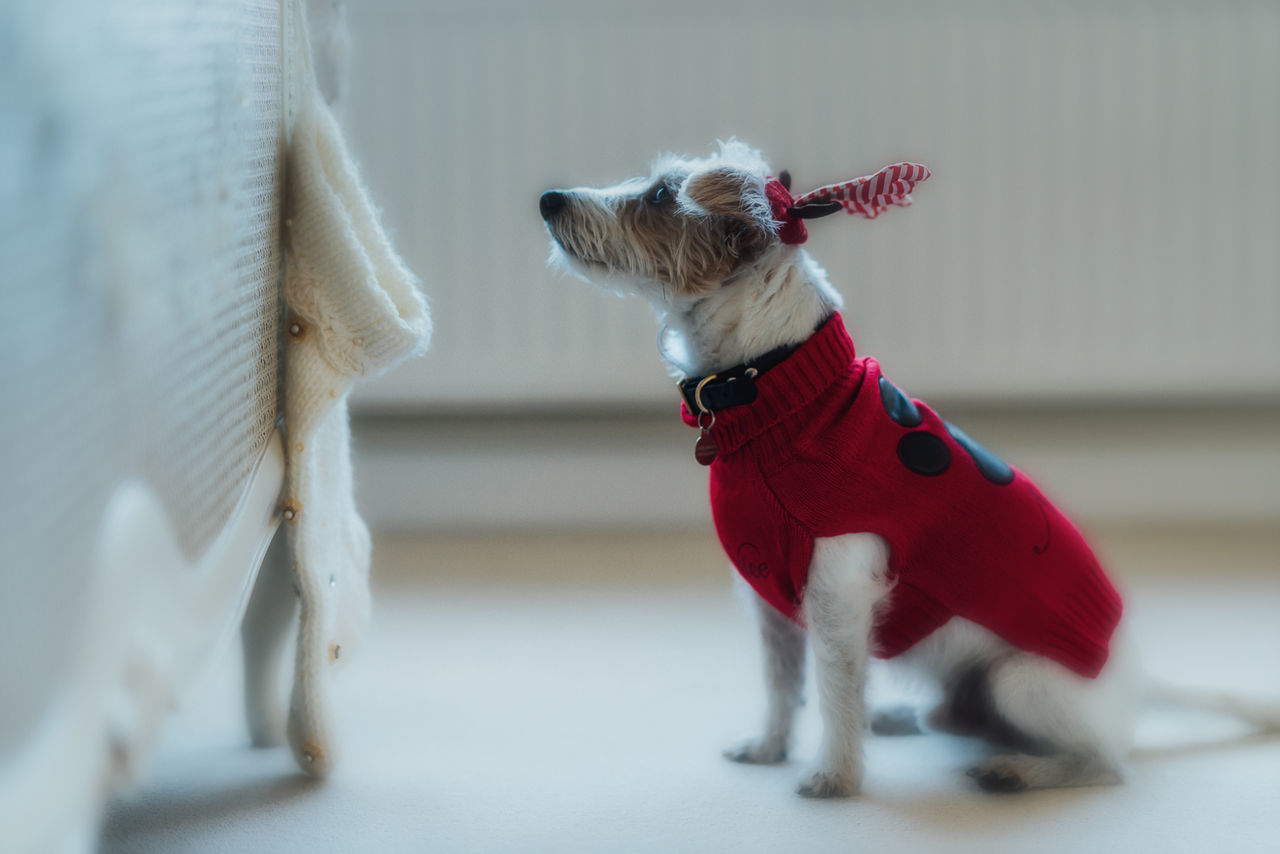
[{"x1": 737, "y1": 542, "x2": 770, "y2": 579}]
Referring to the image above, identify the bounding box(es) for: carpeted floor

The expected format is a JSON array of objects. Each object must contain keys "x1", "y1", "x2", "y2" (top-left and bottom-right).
[{"x1": 101, "y1": 527, "x2": 1280, "y2": 854}]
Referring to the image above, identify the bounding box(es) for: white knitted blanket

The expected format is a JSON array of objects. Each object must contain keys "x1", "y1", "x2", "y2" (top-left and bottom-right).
[{"x1": 276, "y1": 81, "x2": 429, "y2": 776}]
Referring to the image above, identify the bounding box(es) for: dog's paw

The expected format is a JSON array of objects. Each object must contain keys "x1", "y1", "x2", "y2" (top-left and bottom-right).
[
  {"x1": 966, "y1": 758, "x2": 1029, "y2": 793},
  {"x1": 870, "y1": 704, "x2": 924, "y2": 736},
  {"x1": 796, "y1": 768, "x2": 859, "y2": 799},
  {"x1": 723, "y1": 737, "x2": 787, "y2": 765}
]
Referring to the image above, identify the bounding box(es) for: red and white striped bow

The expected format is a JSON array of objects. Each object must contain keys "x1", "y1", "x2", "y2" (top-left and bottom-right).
[{"x1": 765, "y1": 162, "x2": 931, "y2": 246}]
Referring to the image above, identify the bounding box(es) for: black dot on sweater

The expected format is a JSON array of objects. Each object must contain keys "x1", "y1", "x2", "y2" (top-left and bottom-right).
[
  {"x1": 945, "y1": 422, "x2": 1015, "y2": 485},
  {"x1": 897, "y1": 431, "x2": 951, "y2": 476},
  {"x1": 878, "y1": 376, "x2": 922, "y2": 427}
]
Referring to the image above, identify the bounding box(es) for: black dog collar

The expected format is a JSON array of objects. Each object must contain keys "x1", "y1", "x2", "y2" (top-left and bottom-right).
[{"x1": 678, "y1": 340, "x2": 803, "y2": 415}]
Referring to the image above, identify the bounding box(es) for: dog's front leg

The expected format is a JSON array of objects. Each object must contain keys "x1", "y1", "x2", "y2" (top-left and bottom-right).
[
  {"x1": 724, "y1": 592, "x2": 806, "y2": 765},
  {"x1": 798, "y1": 533, "x2": 890, "y2": 798}
]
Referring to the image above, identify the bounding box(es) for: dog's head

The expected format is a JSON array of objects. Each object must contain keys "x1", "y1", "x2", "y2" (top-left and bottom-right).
[{"x1": 540, "y1": 140, "x2": 781, "y2": 302}]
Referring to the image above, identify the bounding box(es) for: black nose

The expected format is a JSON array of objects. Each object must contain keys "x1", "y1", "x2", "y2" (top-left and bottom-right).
[{"x1": 540, "y1": 190, "x2": 567, "y2": 220}]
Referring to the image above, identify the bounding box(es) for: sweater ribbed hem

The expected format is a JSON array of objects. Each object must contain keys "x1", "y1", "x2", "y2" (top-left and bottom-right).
[{"x1": 1038, "y1": 576, "x2": 1124, "y2": 678}]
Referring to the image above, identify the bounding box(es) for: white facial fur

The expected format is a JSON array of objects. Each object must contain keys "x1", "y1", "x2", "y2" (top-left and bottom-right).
[{"x1": 542, "y1": 140, "x2": 843, "y2": 376}]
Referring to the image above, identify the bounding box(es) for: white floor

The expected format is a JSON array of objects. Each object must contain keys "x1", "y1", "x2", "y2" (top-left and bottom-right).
[{"x1": 101, "y1": 528, "x2": 1280, "y2": 854}]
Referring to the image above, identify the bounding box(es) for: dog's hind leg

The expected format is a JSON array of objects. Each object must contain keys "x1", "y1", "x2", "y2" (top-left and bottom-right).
[
  {"x1": 724, "y1": 592, "x2": 806, "y2": 765},
  {"x1": 968, "y1": 749, "x2": 1122, "y2": 792},
  {"x1": 967, "y1": 635, "x2": 1141, "y2": 792},
  {"x1": 796, "y1": 533, "x2": 892, "y2": 798}
]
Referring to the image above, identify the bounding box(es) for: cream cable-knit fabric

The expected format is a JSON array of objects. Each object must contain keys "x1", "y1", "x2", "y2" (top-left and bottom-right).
[{"x1": 278, "y1": 84, "x2": 429, "y2": 777}]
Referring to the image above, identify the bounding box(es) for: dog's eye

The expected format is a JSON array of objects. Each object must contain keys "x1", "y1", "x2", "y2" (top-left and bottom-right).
[{"x1": 646, "y1": 184, "x2": 671, "y2": 206}]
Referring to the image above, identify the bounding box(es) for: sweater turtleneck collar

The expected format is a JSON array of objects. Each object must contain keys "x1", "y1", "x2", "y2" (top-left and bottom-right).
[{"x1": 680, "y1": 312, "x2": 863, "y2": 459}]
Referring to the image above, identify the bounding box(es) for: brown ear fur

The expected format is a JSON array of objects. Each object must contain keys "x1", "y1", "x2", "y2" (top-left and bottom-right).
[{"x1": 681, "y1": 167, "x2": 773, "y2": 262}]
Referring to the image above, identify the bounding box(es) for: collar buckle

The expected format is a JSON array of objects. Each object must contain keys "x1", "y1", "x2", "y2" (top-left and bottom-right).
[{"x1": 678, "y1": 369, "x2": 760, "y2": 415}]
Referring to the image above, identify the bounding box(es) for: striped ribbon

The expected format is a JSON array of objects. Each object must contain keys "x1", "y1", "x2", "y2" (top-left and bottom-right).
[{"x1": 792, "y1": 161, "x2": 931, "y2": 220}]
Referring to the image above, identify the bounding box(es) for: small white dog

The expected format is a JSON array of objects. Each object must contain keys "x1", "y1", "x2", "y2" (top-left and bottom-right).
[{"x1": 540, "y1": 141, "x2": 1279, "y2": 798}]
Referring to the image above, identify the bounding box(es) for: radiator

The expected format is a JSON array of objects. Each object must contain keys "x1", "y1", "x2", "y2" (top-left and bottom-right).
[{"x1": 344, "y1": 0, "x2": 1279, "y2": 409}]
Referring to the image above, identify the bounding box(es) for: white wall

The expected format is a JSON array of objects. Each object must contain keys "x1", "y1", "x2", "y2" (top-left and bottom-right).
[
  {"x1": 342, "y1": 0, "x2": 1280, "y2": 411},
  {"x1": 334, "y1": 0, "x2": 1280, "y2": 531}
]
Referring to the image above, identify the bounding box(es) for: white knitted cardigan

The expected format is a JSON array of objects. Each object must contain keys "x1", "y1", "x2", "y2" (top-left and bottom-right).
[{"x1": 276, "y1": 69, "x2": 429, "y2": 775}]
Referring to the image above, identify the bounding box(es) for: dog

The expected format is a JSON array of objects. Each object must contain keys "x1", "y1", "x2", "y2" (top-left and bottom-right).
[{"x1": 540, "y1": 141, "x2": 1280, "y2": 798}]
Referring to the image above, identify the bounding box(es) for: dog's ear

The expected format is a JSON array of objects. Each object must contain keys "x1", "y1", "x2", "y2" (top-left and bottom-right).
[{"x1": 680, "y1": 167, "x2": 773, "y2": 261}]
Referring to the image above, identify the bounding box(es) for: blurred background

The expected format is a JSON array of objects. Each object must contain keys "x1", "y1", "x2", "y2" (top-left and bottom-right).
[
  {"x1": 342, "y1": 0, "x2": 1278, "y2": 533},
  {"x1": 3, "y1": 1, "x2": 1277, "y2": 851}
]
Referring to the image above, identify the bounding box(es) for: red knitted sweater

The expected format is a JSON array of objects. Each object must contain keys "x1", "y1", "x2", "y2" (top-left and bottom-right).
[{"x1": 682, "y1": 314, "x2": 1122, "y2": 678}]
